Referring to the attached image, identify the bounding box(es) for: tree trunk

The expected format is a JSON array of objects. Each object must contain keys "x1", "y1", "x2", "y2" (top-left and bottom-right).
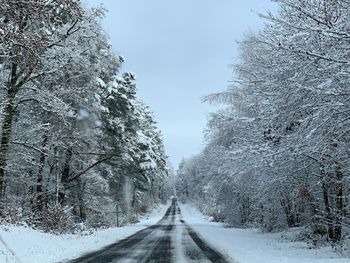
[
  {"x1": 333, "y1": 165, "x2": 344, "y2": 242},
  {"x1": 36, "y1": 132, "x2": 49, "y2": 212},
  {"x1": 71, "y1": 177, "x2": 86, "y2": 222},
  {"x1": 322, "y1": 181, "x2": 334, "y2": 241},
  {"x1": 283, "y1": 198, "x2": 297, "y2": 227},
  {"x1": 58, "y1": 147, "x2": 73, "y2": 205},
  {"x1": 78, "y1": 180, "x2": 86, "y2": 222},
  {"x1": 0, "y1": 61, "x2": 20, "y2": 206},
  {"x1": 0, "y1": 97, "x2": 15, "y2": 200}
]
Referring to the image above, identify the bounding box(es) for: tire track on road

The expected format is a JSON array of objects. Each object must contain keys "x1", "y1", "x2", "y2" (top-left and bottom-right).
[{"x1": 67, "y1": 199, "x2": 230, "y2": 263}]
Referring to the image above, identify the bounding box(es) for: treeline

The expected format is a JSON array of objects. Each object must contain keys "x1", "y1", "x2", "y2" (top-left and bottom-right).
[
  {"x1": 0, "y1": 0, "x2": 168, "y2": 232},
  {"x1": 176, "y1": 0, "x2": 350, "y2": 243}
]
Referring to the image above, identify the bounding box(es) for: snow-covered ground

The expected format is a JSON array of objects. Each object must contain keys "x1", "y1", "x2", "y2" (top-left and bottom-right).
[
  {"x1": 0, "y1": 203, "x2": 169, "y2": 263},
  {"x1": 180, "y1": 203, "x2": 350, "y2": 263},
  {"x1": 1, "y1": 201, "x2": 349, "y2": 263}
]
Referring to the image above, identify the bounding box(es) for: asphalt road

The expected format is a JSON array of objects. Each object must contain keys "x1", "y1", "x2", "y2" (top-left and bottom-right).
[{"x1": 67, "y1": 199, "x2": 229, "y2": 263}]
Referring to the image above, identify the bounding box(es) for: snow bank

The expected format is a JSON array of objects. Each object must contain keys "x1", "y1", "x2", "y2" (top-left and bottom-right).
[
  {"x1": 0, "y1": 203, "x2": 169, "y2": 263},
  {"x1": 180, "y1": 203, "x2": 349, "y2": 263}
]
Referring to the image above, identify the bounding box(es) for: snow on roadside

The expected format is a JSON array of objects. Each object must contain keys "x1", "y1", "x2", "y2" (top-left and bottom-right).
[
  {"x1": 180, "y1": 203, "x2": 349, "y2": 263},
  {"x1": 0, "y1": 203, "x2": 169, "y2": 263}
]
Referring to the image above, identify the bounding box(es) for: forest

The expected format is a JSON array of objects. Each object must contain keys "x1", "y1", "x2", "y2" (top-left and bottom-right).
[
  {"x1": 1, "y1": 0, "x2": 350, "y2": 250},
  {"x1": 0, "y1": 0, "x2": 169, "y2": 233},
  {"x1": 176, "y1": 0, "x2": 350, "y2": 244}
]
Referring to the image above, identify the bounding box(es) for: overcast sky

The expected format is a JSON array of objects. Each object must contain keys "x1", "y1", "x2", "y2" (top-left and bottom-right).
[{"x1": 84, "y1": 0, "x2": 276, "y2": 168}]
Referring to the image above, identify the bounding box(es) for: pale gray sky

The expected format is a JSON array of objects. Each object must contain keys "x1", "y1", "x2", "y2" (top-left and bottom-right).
[{"x1": 85, "y1": 0, "x2": 276, "y2": 168}]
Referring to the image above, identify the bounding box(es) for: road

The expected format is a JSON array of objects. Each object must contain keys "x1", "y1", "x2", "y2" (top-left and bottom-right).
[{"x1": 68, "y1": 199, "x2": 229, "y2": 263}]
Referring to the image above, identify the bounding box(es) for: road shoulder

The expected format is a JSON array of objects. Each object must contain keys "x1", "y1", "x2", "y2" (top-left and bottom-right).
[
  {"x1": 179, "y1": 203, "x2": 347, "y2": 263},
  {"x1": 0, "y1": 203, "x2": 169, "y2": 263}
]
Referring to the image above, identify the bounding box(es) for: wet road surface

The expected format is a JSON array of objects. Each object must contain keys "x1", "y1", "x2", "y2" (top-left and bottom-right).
[{"x1": 67, "y1": 199, "x2": 229, "y2": 263}]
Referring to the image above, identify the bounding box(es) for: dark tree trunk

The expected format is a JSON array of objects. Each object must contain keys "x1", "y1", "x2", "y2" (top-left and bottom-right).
[
  {"x1": 322, "y1": 181, "x2": 334, "y2": 241},
  {"x1": 58, "y1": 147, "x2": 73, "y2": 205},
  {"x1": 280, "y1": 195, "x2": 297, "y2": 227},
  {"x1": 333, "y1": 165, "x2": 344, "y2": 242},
  {"x1": 71, "y1": 177, "x2": 86, "y2": 222},
  {"x1": 0, "y1": 62, "x2": 20, "y2": 205},
  {"x1": 36, "y1": 132, "x2": 49, "y2": 212},
  {"x1": 0, "y1": 97, "x2": 15, "y2": 201},
  {"x1": 77, "y1": 179, "x2": 86, "y2": 222}
]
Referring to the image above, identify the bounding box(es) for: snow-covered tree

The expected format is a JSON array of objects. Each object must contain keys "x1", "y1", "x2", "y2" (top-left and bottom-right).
[
  {"x1": 176, "y1": 0, "x2": 350, "y2": 243},
  {"x1": 0, "y1": 1, "x2": 168, "y2": 232}
]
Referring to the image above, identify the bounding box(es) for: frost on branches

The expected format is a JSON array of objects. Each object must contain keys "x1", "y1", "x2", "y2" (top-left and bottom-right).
[
  {"x1": 176, "y1": 0, "x2": 350, "y2": 245},
  {"x1": 0, "y1": 0, "x2": 168, "y2": 232}
]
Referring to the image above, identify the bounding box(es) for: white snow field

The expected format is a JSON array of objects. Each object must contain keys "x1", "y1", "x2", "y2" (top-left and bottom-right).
[
  {"x1": 0, "y1": 203, "x2": 169, "y2": 263},
  {"x1": 180, "y1": 203, "x2": 350, "y2": 263}
]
